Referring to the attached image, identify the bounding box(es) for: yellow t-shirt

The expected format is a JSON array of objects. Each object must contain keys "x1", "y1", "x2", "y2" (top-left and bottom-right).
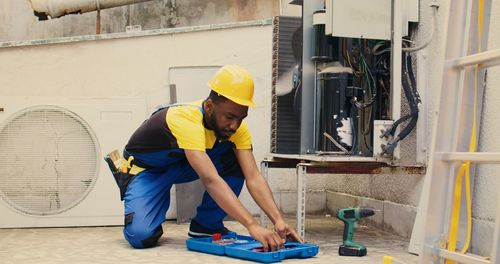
[{"x1": 125, "y1": 100, "x2": 252, "y2": 153}]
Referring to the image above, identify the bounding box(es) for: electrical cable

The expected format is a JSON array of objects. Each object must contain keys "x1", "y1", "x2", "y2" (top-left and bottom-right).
[
  {"x1": 349, "y1": 103, "x2": 358, "y2": 155},
  {"x1": 402, "y1": 1, "x2": 440, "y2": 52},
  {"x1": 393, "y1": 54, "x2": 419, "y2": 140},
  {"x1": 394, "y1": 52, "x2": 422, "y2": 147},
  {"x1": 360, "y1": 49, "x2": 376, "y2": 142},
  {"x1": 381, "y1": 50, "x2": 419, "y2": 155},
  {"x1": 387, "y1": 54, "x2": 418, "y2": 138}
]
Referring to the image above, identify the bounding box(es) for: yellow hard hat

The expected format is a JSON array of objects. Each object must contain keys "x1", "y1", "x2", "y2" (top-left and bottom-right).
[{"x1": 207, "y1": 64, "x2": 256, "y2": 107}]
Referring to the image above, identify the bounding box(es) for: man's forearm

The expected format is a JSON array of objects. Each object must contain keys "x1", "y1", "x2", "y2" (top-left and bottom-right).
[
  {"x1": 185, "y1": 149, "x2": 258, "y2": 229},
  {"x1": 202, "y1": 174, "x2": 258, "y2": 229},
  {"x1": 246, "y1": 175, "x2": 284, "y2": 224}
]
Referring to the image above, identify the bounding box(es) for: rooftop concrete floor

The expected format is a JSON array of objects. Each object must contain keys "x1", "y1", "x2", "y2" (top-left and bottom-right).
[{"x1": 0, "y1": 215, "x2": 418, "y2": 264}]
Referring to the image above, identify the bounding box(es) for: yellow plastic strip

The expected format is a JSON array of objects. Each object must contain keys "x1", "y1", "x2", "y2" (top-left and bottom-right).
[
  {"x1": 478, "y1": 0, "x2": 484, "y2": 36},
  {"x1": 383, "y1": 256, "x2": 393, "y2": 264}
]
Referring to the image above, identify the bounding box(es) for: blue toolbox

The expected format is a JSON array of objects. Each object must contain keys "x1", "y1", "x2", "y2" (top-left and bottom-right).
[{"x1": 186, "y1": 232, "x2": 319, "y2": 263}]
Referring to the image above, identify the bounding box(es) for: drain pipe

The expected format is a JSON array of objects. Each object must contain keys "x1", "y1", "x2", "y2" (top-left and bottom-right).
[{"x1": 30, "y1": 0, "x2": 154, "y2": 20}]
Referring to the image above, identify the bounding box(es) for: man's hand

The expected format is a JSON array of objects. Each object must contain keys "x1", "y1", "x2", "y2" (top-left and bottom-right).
[
  {"x1": 248, "y1": 223, "x2": 284, "y2": 252},
  {"x1": 274, "y1": 220, "x2": 304, "y2": 243}
]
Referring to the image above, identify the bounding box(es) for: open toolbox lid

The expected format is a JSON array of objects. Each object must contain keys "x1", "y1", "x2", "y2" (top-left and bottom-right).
[{"x1": 186, "y1": 232, "x2": 319, "y2": 263}]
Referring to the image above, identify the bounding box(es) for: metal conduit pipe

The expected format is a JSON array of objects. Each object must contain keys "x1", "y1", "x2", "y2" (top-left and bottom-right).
[{"x1": 30, "y1": 0, "x2": 154, "y2": 20}]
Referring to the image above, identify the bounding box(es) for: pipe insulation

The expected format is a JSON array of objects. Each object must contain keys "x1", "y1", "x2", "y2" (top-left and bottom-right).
[{"x1": 30, "y1": 0, "x2": 154, "y2": 20}]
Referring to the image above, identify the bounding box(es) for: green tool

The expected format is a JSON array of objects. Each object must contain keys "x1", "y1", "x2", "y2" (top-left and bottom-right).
[{"x1": 337, "y1": 207, "x2": 375, "y2": 256}]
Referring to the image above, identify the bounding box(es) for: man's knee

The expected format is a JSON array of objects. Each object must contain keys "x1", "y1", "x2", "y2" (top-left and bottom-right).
[{"x1": 124, "y1": 218, "x2": 163, "y2": 249}]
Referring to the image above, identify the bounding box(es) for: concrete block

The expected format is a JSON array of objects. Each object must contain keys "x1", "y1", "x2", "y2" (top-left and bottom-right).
[
  {"x1": 305, "y1": 174, "x2": 331, "y2": 190},
  {"x1": 383, "y1": 201, "x2": 416, "y2": 238},
  {"x1": 473, "y1": 165, "x2": 499, "y2": 220},
  {"x1": 279, "y1": 191, "x2": 297, "y2": 214},
  {"x1": 267, "y1": 169, "x2": 330, "y2": 192},
  {"x1": 267, "y1": 168, "x2": 297, "y2": 191},
  {"x1": 325, "y1": 191, "x2": 360, "y2": 213},
  {"x1": 470, "y1": 218, "x2": 495, "y2": 256},
  {"x1": 370, "y1": 173, "x2": 424, "y2": 206},
  {"x1": 279, "y1": 190, "x2": 326, "y2": 214},
  {"x1": 306, "y1": 191, "x2": 327, "y2": 213}
]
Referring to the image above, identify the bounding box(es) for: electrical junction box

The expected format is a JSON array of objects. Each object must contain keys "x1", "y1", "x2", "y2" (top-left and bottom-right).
[
  {"x1": 325, "y1": 0, "x2": 419, "y2": 40},
  {"x1": 373, "y1": 120, "x2": 399, "y2": 159}
]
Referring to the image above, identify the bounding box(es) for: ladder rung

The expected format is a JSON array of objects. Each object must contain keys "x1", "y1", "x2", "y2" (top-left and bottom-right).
[
  {"x1": 438, "y1": 249, "x2": 490, "y2": 264},
  {"x1": 436, "y1": 152, "x2": 500, "y2": 163},
  {"x1": 446, "y1": 49, "x2": 500, "y2": 69}
]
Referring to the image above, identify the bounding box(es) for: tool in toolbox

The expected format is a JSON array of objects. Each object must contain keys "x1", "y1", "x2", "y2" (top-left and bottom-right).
[
  {"x1": 186, "y1": 232, "x2": 319, "y2": 263},
  {"x1": 337, "y1": 207, "x2": 375, "y2": 257}
]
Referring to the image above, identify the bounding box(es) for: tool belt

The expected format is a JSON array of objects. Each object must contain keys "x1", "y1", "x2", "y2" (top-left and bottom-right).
[{"x1": 104, "y1": 149, "x2": 146, "y2": 200}]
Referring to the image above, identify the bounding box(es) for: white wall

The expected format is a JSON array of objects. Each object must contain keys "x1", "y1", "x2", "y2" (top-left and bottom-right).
[
  {"x1": 0, "y1": 22, "x2": 273, "y2": 215},
  {"x1": 280, "y1": 0, "x2": 301, "y2": 17}
]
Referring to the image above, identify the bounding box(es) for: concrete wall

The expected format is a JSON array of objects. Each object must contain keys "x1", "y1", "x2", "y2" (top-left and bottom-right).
[{"x1": 0, "y1": 0, "x2": 281, "y2": 42}]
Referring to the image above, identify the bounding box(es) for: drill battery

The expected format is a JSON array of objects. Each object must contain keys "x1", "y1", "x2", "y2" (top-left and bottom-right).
[{"x1": 339, "y1": 244, "x2": 367, "y2": 257}]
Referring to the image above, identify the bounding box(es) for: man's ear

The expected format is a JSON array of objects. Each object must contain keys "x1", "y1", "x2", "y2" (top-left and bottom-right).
[{"x1": 205, "y1": 99, "x2": 214, "y2": 113}]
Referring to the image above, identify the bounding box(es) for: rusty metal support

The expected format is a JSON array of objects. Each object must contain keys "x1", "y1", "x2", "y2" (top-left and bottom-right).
[{"x1": 95, "y1": 0, "x2": 101, "y2": 34}]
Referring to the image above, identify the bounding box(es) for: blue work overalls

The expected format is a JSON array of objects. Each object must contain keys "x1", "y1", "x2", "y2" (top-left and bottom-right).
[{"x1": 121, "y1": 106, "x2": 245, "y2": 248}]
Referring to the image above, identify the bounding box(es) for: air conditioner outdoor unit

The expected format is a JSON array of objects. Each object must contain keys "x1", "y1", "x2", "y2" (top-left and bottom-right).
[{"x1": 0, "y1": 96, "x2": 146, "y2": 228}]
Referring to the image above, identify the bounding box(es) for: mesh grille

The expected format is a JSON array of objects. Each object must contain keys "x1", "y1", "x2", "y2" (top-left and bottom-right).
[{"x1": 0, "y1": 106, "x2": 99, "y2": 216}]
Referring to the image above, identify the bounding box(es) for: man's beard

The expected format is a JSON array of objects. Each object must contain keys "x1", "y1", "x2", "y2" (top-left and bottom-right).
[{"x1": 208, "y1": 112, "x2": 235, "y2": 140}]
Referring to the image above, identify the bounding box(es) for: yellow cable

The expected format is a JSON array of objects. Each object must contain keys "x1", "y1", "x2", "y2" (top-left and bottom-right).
[
  {"x1": 461, "y1": 160, "x2": 472, "y2": 254},
  {"x1": 460, "y1": 0, "x2": 483, "y2": 253},
  {"x1": 445, "y1": 0, "x2": 483, "y2": 262},
  {"x1": 445, "y1": 164, "x2": 466, "y2": 264}
]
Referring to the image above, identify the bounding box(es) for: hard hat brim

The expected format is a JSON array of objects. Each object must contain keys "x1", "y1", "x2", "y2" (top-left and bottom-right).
[{"x1": 219, "y1": 92, "x2": 257, "y2": 107}]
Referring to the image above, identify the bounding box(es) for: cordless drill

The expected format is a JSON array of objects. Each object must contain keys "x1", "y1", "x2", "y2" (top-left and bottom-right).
[{"x1": 336, "y1": 207, "x2": 375, "y2": 256}]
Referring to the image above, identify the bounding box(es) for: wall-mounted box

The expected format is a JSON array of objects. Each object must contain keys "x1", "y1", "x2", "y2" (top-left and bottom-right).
[{"x1": 325, "y1": 0, "x2": 419, "y2": 40}]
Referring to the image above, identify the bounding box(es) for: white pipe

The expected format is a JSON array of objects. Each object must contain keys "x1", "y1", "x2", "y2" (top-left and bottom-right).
[
  {"x1": 390, "y1": 0, "x2": 403, "y2": 161},
  {"x1": 402, "y1": 1, "x2": 439, "y2": 53},
  {"x1": 30, "y1": 0, "x2": 154, "y2": 19}
]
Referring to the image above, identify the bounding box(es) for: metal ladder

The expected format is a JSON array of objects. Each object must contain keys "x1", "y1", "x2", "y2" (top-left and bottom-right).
[{"x1": 414, "y1": 0, "x2": 500, "y2": 263}]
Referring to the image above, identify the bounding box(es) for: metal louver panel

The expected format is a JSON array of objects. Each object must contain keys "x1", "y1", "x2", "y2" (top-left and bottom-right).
[
  {"x1": 0, "y1": 106, "x2": 99, "y2": 216},
  {"x1": 271, "y1": 16, "x2": 302, "y2": 154}
]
